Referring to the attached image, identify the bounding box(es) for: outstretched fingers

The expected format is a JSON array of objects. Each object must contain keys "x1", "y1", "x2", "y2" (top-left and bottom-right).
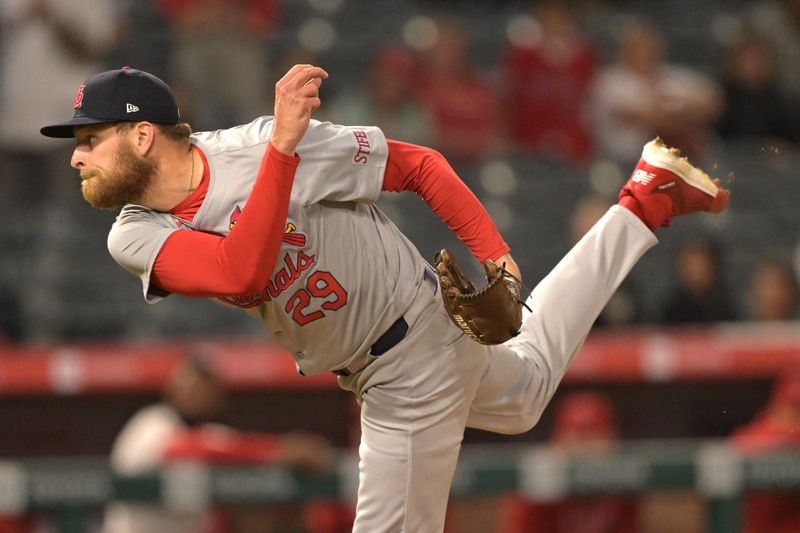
[{"x1": 276, "y1": 65, "x2": 328, "y2": 93}]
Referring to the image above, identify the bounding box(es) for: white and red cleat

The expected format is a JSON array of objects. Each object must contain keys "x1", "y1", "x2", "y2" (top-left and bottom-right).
[{"x1": 618, "y1": 137, "x2": 730, "y2": 230}]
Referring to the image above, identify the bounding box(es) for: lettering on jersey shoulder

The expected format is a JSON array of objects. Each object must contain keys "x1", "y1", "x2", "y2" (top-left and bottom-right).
[{"x1": 352, "y1": 130, "x2": 371, "y2": 164}]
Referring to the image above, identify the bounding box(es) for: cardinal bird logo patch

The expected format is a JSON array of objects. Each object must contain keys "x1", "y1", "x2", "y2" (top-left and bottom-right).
[
  {"x1": 228, "y1": 206, "x2": 307, "y2": 247},
  {"x1": 282, "y1": 222, "x2": 307, "y2": 247},
  {"x1": 229, "y1": 205, "x2": 242, "y2": 230}
]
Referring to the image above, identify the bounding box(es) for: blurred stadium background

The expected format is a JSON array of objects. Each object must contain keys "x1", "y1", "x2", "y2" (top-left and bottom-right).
[{"x1": 2, "y1": 0, "x2": 800, "y2": 531}]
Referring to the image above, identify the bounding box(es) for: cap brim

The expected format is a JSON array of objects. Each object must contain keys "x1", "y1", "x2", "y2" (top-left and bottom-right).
[{"x1": 40, "y1": 116, "x2": 116, "y2": 138}]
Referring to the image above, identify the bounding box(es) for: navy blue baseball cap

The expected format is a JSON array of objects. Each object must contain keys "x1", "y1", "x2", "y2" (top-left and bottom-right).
[{"x1": 40, "y1": 67, "x2": 180, "y2": 138}]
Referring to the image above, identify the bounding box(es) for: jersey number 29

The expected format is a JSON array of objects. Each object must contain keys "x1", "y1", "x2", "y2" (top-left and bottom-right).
[{"x1": 285, "y1": 271, "x2": 348, "y2": 326}]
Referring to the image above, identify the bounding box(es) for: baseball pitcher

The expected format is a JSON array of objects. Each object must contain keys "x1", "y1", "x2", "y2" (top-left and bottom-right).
[{"x1": 41, "y1": 65, "x2": 729, "y2": 532}]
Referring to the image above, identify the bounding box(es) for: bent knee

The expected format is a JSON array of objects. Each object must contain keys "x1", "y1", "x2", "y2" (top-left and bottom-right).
[
  {"x1": 470, "y1": 410, "x2": 543, "y2": 435},
  {"x1": 504, "y1": 411, "x2": 543, "y2": 435}
]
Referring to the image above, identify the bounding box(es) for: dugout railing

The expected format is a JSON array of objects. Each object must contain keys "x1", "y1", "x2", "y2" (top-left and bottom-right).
[{"x1": 1, "y1": 441, "x2": 798, "y2": 533}]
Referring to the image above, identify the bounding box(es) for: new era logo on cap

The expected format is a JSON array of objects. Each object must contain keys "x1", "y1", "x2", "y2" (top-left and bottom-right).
[{"x1": 40, "y1": 68, "x2": 180, "y2": 138}]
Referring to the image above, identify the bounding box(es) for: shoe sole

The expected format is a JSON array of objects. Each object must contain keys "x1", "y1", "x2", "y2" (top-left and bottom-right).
[{"x1": 641, "y1": 137, "x2": 719, "y2": 197}]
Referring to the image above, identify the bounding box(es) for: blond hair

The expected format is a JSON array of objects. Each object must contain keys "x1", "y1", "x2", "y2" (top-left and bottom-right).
[{"x1": 115, "y1": 121, "x2": 193, "y2": 148}]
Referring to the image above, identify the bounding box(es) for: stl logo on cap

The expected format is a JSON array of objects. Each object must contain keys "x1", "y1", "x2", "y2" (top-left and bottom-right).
[{"x1": 73, "y1": 83, "x2": 86, "y2": 109}]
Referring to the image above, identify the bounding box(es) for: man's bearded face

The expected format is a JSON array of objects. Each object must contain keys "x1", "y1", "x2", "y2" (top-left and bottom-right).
[{"x1": 81, "y1": 136, "x2": 156, "y2": 210}]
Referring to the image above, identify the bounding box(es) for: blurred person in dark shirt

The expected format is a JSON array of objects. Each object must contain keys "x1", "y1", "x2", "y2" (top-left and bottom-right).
[
  {"x1": 660, "y1": 238, "x2": 738, "y2": 324},
  {"x1": 499, "y1": 391, "x2": 640, "y2": 533},
  {"x1": 716, "y1": 30, "x2": 800, "y2": 144},
  {"x1": 751, "y1": 0, "x2": 800, "y2": 102},
  {"x1": 747, "y1": 258, "x2": 799, "y2": 321}
]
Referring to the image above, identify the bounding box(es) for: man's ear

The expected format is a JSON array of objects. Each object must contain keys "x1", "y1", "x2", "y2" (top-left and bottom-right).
[{"x1": 133, "y1": 121, "x2": 155, "y2": 155}]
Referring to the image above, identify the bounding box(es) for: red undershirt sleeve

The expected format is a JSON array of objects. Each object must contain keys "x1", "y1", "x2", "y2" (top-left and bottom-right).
[
  {"x1": 151, "y1": 144, "x2": 298, "y2": 297},
  {"x1": 382, "y1": 140, "x2": 509, "y2": 263}
]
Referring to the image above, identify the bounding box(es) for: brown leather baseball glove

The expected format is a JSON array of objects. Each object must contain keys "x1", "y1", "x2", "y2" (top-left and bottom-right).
[{"x1": 434, "y1": 249, "x2": 524, "y2": 345}]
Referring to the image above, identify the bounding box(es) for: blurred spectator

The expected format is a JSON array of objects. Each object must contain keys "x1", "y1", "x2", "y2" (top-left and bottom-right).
[
  {"x1": 500, "y1": 0, "x2": 597, "y2": 164},
  {"x1": 569, "y1": 195, "x2": 642, "y2": 327},
  {"x1": 732, "y1": 361, "x2": 800, "y2": 533},
  {"x1": 0, "y1": 0, "x2": 120, "y2": 340},
  {"x1": 103, "y1": 355, "x2": 332, "y2": 533},
  {"x1": 751, "y1": 0, "x2": 800, "y2": 102},
  {"x1": 591, "y1": 18, "x2": 722, "y2": 165},
  {"x1": 156, "y1": 0, "x2": 280, "y2": 130},
  {"x1": 0, "y1": 0, "x2": 119, "y2": 153},
  {"x1": 499, "y1": 391, "x2": 640, "y2": 533},
  {"x1": 325, "y1": 44, "x2": 433, "y2": 145},
  {"x1": 659, "y1": 239, "x2": 738, "y2": 324},
  {"x1": 109, "y1": 1, "x2": 173, "y2": 78},
  {"x1": 418, "y1": 19, "x2": 501, "y2": 165},
  {"x1": 715, "y1": 30, "x2": 800, "y2": 144},
  {"x1": 747, "y1": 258, "x2": 800, "y2": 321}
]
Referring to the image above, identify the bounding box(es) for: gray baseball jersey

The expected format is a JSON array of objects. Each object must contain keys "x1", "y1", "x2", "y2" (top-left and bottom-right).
[{"x1": 108, "y1": 117, "x2": 432, "y2": 375}]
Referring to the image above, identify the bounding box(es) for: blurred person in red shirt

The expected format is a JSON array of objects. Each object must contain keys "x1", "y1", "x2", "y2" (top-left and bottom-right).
[
  {"x1": 418, "y1": 20, "x2": 502, "y2": 165},
  {"x1": 500, "y1": 0, "x2": 597, "y2": 164},
  {"x1": 499, "y1": 391, "x2": 640, "y2": 533},
  {"x1": 103, "y1": 354, "x2": 331, "y2": 533},
  {"x1": 732, "y1": 361, "x2": 800, "y2": 533}
]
